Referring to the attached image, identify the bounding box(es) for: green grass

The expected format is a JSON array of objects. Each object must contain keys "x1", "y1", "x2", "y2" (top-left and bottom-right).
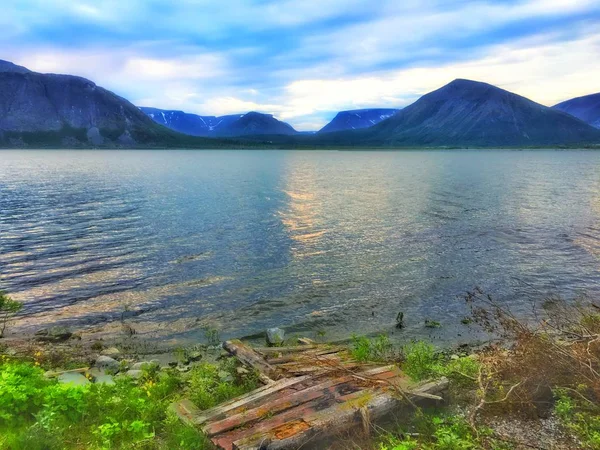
[
  {"x1": 0, "y1": 355, "x2": 258, "y2": 449},
  {"x1": 350, "y1": 334, "x2": 395, "y2": 362},
  {"x1": 377, "y1": 412, "x2": 505, "y2": 450},
  {"x1": 554, "y1": 387, "x2": 600, "y2": 449}
]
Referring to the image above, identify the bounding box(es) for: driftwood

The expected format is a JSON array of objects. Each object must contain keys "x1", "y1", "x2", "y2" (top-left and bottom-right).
[
  {"x1": 44, "y1": 367, "x2": 90, "y2": 378},
  {"x1": 174, "y1": 341, "x2": 449, "y2": 450},
  {"x1": 223, "y1": 340, "x2": 281, "y2": 382}
]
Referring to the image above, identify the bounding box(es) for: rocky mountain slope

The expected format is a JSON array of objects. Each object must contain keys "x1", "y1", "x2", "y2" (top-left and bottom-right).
[
  {"x1": 335, "y1": 79, "x2": 600, "y2": 147},
  {"x1": 0, "y1": 60, "x2": 213, "y2": 148},
  {"x1": 553, "y1": 93, "x2": 600, "y2": 128},
  {"x1": 318, "y1": 108, "x2": 399, "y2": 133}
]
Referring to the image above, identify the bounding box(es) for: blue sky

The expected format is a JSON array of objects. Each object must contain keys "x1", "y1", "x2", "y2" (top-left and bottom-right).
[{"x1": 1, "y1": 0, "x2": 600, "y2": 130}]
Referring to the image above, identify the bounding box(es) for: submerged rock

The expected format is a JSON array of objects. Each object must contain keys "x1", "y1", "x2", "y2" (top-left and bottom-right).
[{"x1": 266, "y1": 328, "x2": 285, "y2": 346}]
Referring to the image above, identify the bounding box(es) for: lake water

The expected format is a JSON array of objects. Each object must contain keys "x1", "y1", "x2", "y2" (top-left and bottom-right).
[{"x1": 1, "y1": 149, "x2": 600, "y2": 345}]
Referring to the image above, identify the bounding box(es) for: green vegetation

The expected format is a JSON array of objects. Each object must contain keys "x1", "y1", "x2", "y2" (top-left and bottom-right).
[
  {"x1": 0, "y1": 354, "x2": 257, "y2": 449},
  {"x1": 350, "y1": 334, "x2": 395, "y2": 362},
  {"x1": 0, "y1": 291, "x2": 22, "y2": 338},
  {"x1": 378, "y1": 412, "x2": 505, "y2": 450},
  {"x1": 555, "y1": 388, "x2": 600, "y2": 449}
]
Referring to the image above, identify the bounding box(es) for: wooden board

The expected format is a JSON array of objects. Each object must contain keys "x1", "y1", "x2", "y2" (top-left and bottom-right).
[{"x1": 172, "y1": 341, "x2": 449, "y2": 450}]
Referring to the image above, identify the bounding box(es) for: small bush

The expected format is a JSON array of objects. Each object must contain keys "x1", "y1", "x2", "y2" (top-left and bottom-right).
[
  {"x1": 402, "y1": 341, "x2": 442, "y2": 381},
  {"x1": 350, "y1": 334, "x2": 395, "y2": 362},
  {"x1": 0, "y1": 291, "x2": 22, "y2": 338},
  {"x1": 555, "y1": 387, "x2": 600, "y2": 449},
  {"x1": 189, "y1": 359, "x2": 259, "y2": 410},
  {"x1": 378, "y1": 413, "x2": 497, "y2": 450}
]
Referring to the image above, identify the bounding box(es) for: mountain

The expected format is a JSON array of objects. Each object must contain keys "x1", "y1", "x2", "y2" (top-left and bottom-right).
[
  {"x1": 139, "y1": 107, "x2": 242, "y2": 136},
  {"x1": 318, "y1": 108, "x2": 400, "y2": 133},
  {"x1": 553, "y1": 93, "x2": 600, "y2": 128},
  {"x1": 141, "y1": 107, "x2": 297, "y2": 137},
  {"x1": 0, "y1": 59, "x2": 200, "y2": 147},
  {"x1": 217, "y1": 111, "x2": 296, "y2": 136},
  {"x1": 336, "y1": 79, "x2": 600, "y2": 147}
]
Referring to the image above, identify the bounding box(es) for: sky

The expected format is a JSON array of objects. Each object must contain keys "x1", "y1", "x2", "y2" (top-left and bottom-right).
[{"x1": 1, "y1": 0, "x2": 600, "y2": 131}]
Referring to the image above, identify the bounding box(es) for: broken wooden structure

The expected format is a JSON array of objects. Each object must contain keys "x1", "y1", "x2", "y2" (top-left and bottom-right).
[{"x1": 171, "y1": 339, "x2": 448, "y2": 450}]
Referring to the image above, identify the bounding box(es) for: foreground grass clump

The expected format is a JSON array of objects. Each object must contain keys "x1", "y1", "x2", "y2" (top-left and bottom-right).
[
  {"x1": 351, "y1": 334, "x2": 396, "y2": 362},
  {"x1": 378, "y1": 411, "x2": 506, "y2": 450},
  {"x1": 0, "y1": 355, "x2": 257, "y2": 449}
]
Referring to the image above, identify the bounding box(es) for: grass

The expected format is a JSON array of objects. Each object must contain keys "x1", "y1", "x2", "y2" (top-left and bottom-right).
[{"x1": 0, "y1": 353, "x2": 258, "y2": 449}]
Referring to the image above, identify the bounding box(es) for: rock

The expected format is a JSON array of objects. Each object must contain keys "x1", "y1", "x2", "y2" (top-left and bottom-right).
[
  {"x1": 100, "y1": 347, "x2": 120, "y2": 358},
  {"x1": 131, "y1": 361, "x2": 153, "y2": 370},
  {"x1": 266, "y1": 327, "x2": 285, "y2": 346},
  {"x1": 126, "y1": 369, "x2": 143, "y2": 379},
  {"x1": 237, "y1": 366, "x2": 249, "y2": 375},
  {"x1": 298, "y1": 337, "x2": 315, "y2": 345},
  {"x1": 218, "y1": 370, "x2": 234, "y2": 382},
  {"x1": 184, "y1": 351, "x2": 203, "y2": 364},
  {"x1": 450, "y1": 354, "x2": 460, "y2": 360},
  {"x1": 89, "y1": 368, "x2": 115, "y2": 385},
  {"x1": 34, "y1": 326, "x2": 73, "y2": 342},
  {"x1": 95, "y1": 356, "x2": 120, "y2": 371},
  {"x1": 57, "y1": 372, "x2": 90, "y2": 386}
]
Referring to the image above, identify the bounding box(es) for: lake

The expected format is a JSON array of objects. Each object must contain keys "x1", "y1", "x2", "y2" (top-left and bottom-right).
[{"x1": 1, "y1": 149, "x2": 599, "y2": 345}]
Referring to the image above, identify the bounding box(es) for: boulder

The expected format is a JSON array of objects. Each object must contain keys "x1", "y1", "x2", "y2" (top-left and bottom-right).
[
  {"x1": 100, "y1": 347, "x2": 121, "y2": 358},
  {"x1": 131, "y1": 361, "x2": 152, "y2": 370},
  {"x1": 89, "y1": 368, "x2": 115, "y2": 385},
  {"x1": 126, "y1": 369, "x2": 143, "y2": 379},
  {"x1": 34, "y1": 326, "x2": 72, "y2": 342},
  {"x1": 57, "y1": 372, "x2": 90, "y2": 386},
  {"x1": 266, "y1": 327, "x2": 285, "y2": 346},
  {"x1": 94, "y1": 355, "x2": 119, "y2": 371}
]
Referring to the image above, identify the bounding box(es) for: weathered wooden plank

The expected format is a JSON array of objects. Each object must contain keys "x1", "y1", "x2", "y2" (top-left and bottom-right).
[
  {"x1": 191, "y1": 375, "x2": 311, "y2": 426},
  {"x1": 223, "y1": 340, "x2": 281, "y2": 381},
  {"x1": 233, "y1": 375, "x2": 449, "y2": 450},
  {"x1": 204, "y1": 374, "x2": 361, "y2": 436},
  {"x1": 170, "y1": 399, "x2": 202, "y2": 428}
]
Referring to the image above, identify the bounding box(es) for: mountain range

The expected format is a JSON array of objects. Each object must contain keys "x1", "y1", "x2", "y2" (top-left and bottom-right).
[
  {"x1": 553, "y1": 93, "x2": 600, "y2": 129},
  {"x1": 318, "y1": 108, "x2": 400, "y2": 133},
  {"x1": 0, "y1": 59, "x2": 599, "y2": 148},
  {"x1": 140, "y1": 107, "x2": 297, "y2": 137},
  {"x1": 314, "y1": 79, "x2": 600, "y2": 147},
  {"x1": 0, "y1": 59, "x2": 195, "y2": 147}
]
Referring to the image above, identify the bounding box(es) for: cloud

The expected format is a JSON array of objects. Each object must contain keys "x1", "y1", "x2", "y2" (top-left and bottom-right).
[{"x1": 0, "y1": 0, "x2": 599, "y2": 130}]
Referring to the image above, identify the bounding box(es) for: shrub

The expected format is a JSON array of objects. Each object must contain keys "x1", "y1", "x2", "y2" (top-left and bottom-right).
[
  {"x1": 555, "y1": 387, "x2": 600, "y2": 449},
  {"x1": 402, "y1": 341, "x2": 442, "y2": 381},
  {"x1": 0, "y1": 361, "x2": 49, "y2": 426},
  {"x1": 189, "y1": 359, "x2": 259, "y2": 410},
  {"x1": 350, "y1": 334, "x2": 395, "y2": 362},
  {"x1": 0, "y1": 291, "x2": 22, "y2": 338}
]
